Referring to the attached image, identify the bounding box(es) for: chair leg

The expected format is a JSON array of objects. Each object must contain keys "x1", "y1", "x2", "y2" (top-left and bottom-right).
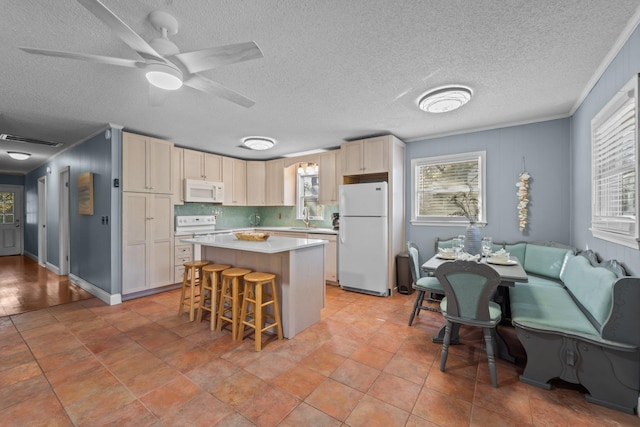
[
  {"x1": 440, "y1": 320, "x2": 452, "y2": 372},
  {"x1": 484, "y1": 327, "x2": 498, "y2": 388},
  {"x1": 408, "y1": 290, "x2": 425, "y2": 326}
]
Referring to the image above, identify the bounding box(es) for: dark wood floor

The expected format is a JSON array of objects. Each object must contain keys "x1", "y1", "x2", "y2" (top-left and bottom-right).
[{"x1": 0, "y1": 255, "x2": 94, "y2": 316}]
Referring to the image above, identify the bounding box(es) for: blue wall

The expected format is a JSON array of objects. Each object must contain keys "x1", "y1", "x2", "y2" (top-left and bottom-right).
[
  {"x1": 405, "y1": 118, "x2": 571, "y2": 261},
  {"x1": 0, "y1": 174, "x2": 25, "y2": 185},
  {"x1": 571, "y1": 24, "x2": 640, "y2": 275},
  {"x1": 24, "y1": 128, "x2": 117, "y2": 293}
]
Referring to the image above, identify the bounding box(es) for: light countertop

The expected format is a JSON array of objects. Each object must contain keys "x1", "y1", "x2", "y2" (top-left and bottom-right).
[
  {"x1": 180, "y1": 233, "x2": 327, "y2": 254},
  {"x1": 176, "y1": 226, "x2": 338, "y2": 237}
]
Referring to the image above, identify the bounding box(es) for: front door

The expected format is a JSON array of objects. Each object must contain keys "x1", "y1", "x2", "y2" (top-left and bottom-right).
[{"x1": 0, "y1": 185, "x2": 23, "y2": 256}]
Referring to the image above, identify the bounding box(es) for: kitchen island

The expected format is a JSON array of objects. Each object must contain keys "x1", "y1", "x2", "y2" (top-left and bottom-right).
[{"x1": 181, "y1": 233, "x2": 327, "y2": 339}]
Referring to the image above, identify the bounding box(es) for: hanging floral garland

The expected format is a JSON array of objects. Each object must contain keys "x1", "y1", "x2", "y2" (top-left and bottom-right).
[{"x1": 516, "y1": 171, "x2": 530, "y2": 231}]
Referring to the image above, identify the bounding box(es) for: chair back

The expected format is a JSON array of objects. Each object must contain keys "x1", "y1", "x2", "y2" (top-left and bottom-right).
[
  {"x1": 434, "y1": 261, "x2": 501, "y2": 321},
  {"x1": 406, "y1": 242, "x2": 421, "y2": 286}
]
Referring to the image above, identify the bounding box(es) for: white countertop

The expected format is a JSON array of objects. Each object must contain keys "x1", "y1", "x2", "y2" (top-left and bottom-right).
[
  {"x1": 175, "y1": 226, "x2": 338, "y2": 237},
  {"x1": 181, "y1": 233, "x2": 327, "y2": 254}
]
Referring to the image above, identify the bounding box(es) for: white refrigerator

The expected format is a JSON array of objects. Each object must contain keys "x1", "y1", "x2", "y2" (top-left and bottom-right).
[{"x1": 338, "y1": 182, "x2": 389, "y2": 296}]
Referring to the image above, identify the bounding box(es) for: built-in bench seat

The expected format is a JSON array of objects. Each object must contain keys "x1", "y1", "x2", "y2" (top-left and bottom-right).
[
  {"x1": 508, "y1": 246, "x2": 640, "y2": 414},
  {"x1": 435, "y1": 237, "x2": 640, "y2": 413}
]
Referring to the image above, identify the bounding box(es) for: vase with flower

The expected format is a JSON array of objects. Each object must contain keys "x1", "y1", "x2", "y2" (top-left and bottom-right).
[{"x1": 450, "y1": 189, "x2": 482, "y2": 256}]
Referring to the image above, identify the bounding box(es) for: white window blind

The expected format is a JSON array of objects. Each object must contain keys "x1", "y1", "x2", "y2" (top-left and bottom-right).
[
  {"x1": 591, "y1": 74, "x2": 639, "y2": 248},
  {"x1": 411, "y1": 151, "x2": 486, "y2": 226}
]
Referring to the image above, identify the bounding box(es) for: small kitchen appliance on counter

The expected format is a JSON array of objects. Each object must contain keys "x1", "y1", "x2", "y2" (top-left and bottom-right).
[{"x1": 331, "y1": 212, "x2": 340, "y2": 230}]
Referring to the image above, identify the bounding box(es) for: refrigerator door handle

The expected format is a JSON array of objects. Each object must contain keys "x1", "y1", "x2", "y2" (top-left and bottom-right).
[{"x1": 339, "y1": 223, "x2": 345, "y2": 244}]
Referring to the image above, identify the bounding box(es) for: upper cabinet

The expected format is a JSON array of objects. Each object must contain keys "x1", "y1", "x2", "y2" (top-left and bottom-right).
[
  {"x1": 183, "y1": 149, "x2": 222, "y2": 182},
  {"x1": 172, "y1": 146, "x2": 184, "y2": 205},
  {"x1": 222, "y1": 156, "x2": 247, "y2": 206},
  {"x1": 341, "y1": 136, "x2": 388, "y2": 176},
  {"x1": 265, "y1": 159, "x2": 296, "y2": 206},
  {"x1": 246, "y1": 161, "x2": 266, "y2": 206},
  {"x1": 318, "y1": 150, "x2": 340, "y2": 205},
  {"x1": 122, "y1": 132, "x2": 173, "y2": 194}
]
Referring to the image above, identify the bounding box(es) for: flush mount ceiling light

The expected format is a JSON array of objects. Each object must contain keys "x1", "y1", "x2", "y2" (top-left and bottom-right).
[
  {"x1": 243, "y1": 136, "x2": 276, "y2": 150},
  {"x1": 418, "y1": 85, "x2": 473, "y2": 113},
  {"x1": 145, "y1": 62, "x2": 183, "y2": 90},
  {"x1": 7, "y1": 151, "x2": 31, "y2": 160}
]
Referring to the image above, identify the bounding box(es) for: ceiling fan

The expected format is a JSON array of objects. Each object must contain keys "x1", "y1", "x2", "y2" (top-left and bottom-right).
[{"x1": 19, "y1": 0, "x2": 263, "y2": 107}]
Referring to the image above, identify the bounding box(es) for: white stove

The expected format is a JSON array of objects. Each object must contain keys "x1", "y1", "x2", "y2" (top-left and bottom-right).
[{"x1": 175, "y1": 215, "x2": 217, "y2": 236}]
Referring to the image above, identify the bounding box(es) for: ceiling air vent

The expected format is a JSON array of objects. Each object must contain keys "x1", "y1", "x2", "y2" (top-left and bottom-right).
[{"x1": 0, "y1": 133, "x2": 62, "y2": 147}]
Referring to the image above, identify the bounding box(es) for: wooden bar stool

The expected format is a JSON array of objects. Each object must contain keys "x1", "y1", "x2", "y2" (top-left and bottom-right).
[
  {"x1": 178, "y1": 260, "x2": 210, "y2": 321},
  {"x1": 216, "y1": 267, "x2": 252, "y2": 340},
  {"x1": 238, "y1": 271, "x2": 283, "y2": 351},
  {"x1": 196, "y1": 264, "x2": 231, "y2": 330}
]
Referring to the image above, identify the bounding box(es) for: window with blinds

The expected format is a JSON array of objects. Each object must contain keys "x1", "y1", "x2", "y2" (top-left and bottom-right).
[
  {"x1": 591, "y1": 74, "x2": 639, "y2": 248},
  {"x1": 411, "y1": 151, "x2": 486, "y2": 225}
]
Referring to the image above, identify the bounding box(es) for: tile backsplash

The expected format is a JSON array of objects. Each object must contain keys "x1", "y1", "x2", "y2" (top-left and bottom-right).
[{"x1": 174, "y1": 203, "x2": 338, "y2": 229}]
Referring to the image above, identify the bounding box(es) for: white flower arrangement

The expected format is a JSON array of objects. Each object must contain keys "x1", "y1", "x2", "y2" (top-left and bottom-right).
[{"x1": 516, "y1": 171, "x2": 530, "y2": 231}]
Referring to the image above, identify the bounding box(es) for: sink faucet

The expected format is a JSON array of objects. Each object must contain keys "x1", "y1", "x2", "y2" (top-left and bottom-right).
[{"x1": 302, "y1": 207, "x2": 310, "y2": 228}]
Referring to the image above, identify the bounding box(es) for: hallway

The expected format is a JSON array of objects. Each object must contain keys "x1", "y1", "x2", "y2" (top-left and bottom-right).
[{"x1": 0, "y1": 255, "x2": 94, "y2": 317}]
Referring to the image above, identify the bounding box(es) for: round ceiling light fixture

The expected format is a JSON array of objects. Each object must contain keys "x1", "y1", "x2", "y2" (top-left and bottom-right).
[
  {"x1": 7, "y1": 151, "x2": 31, "y2": 160},
  {"x1": 418, "y1": 85, "x2": 473, "y2": 113},
  {"x1": 243, "y1": 136, "x2": 276, "y2": 151},
  {"x1": 145, "y1": 61, "x2": 183, "y2": 90}
]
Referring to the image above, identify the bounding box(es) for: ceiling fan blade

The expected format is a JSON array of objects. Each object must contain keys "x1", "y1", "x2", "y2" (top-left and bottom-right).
[
  {"x1": 76, "y1": 0, "x2": 166, "y2": 63},
  {"x1": 184, "y1": 75, "x2": 256, "y2": 108},
  {"x1": 172, "y1": 41, "x2": 263, "y2": 74},
  {"x1": 19, "y1": 47, "x2": 144, "y2": 68}
]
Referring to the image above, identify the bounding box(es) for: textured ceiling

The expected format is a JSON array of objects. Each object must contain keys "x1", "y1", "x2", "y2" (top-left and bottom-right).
[{"x1": 1, "y1": 0, "x2": 640, "y2": 174}]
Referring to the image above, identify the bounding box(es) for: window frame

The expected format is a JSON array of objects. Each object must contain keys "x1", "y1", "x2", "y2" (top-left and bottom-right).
[
  {"x1": 296, "y1": 171, "x2": 324, "y2": 220},
  {"x1": 590, "y1": 74, "x2": 639, "y2": 249},
  {"x1": 410, "y1": 151, "x2": 486, "y2": 226}
]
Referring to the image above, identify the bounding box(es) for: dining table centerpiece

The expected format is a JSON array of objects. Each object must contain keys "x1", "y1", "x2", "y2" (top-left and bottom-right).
[{"x1": 451, "y1": 190, "x2": 482, "y2": 256}]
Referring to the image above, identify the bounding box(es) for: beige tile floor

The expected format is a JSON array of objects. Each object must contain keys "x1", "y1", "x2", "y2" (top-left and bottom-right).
[{"x1": 1, "y1": 276, "x2": 639, "y2": 426}]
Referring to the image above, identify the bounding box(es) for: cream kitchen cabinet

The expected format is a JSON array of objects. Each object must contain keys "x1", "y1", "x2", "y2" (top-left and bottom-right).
[
  {"x1": 265, "y1": 159, "x2": 296, "y2": 206},
  {"x1": 174, "y1": 236, "x2": 193, "y2": 283},
  {"x1": 122, "y1": 132, "x2": 173, "y2": 194},
  {"x1": 308, "y1": 233, "x2": 337, "y2": 282},
  {"x1": 172, "y1": 146, "x2": 184, "y2": 205},
  {"x1": 341, "y1": 136, "x2": 388, "y2": 176},
  {"x1": 246, "y1": 161, "x2": 266, "y2": 206},
  {"x1": 122, "y1": 193, "x2": 174, "y2": 295},
  {"x1": 222, "y1": 156, "x2": 247, "y2": 205},
  {"x1": 183, "y1": 149, "x2": 223, "y2": 182},
  {"x1": 318, "y1": 150, "x2": 340, "y2": 205},
  {"x1": 262, "y1": 229, "x2": 338, "y2": 282}
]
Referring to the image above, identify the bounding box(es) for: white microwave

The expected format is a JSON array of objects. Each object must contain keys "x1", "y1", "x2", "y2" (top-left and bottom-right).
[{"x1": 184, "y1": 179, "x2": 224, "y2": 203}]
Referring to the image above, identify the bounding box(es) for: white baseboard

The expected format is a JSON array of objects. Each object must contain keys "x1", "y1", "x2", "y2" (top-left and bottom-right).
[
  {"x1": 23, "y1": 251, "x2": 37, "y2": 262},
  {"x1": 69, "y1": 274, "x2": 122, "y2": 305},
  {"x1": 46, "y1": 262, "x2": 59, "y2": 275}
]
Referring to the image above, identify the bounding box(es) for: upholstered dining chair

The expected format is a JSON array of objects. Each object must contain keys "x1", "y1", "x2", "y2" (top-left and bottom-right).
[
  {"x1": 434, "y1": 260, "x2": 503, "y2": 388},
  {"x1": 407, "y1": 242, "x2": 445, "y2": 326}
]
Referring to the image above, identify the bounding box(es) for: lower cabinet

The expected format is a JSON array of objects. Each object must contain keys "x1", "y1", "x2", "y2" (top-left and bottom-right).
[
  {"x1": 265, "y1": 230, "x2": 338, "y2": 282},
  {"x1": 122, "y1": 193, "x2": 174, "y2": 295},
  {"x1": 174, "y1": 236, "x2": 193, "y2": 283},
  {"x1": 309, "y1": 233, "x2": 337, "y2": 282}
]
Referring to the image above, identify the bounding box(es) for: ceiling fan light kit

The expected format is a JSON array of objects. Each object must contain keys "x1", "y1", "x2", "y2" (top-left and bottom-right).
[
  {"x1": 7, "y1": 151, "x2": 31, "y2": 160},
  {"x1": 19, "y1": 0, "x2": 263, "y2": 106},
  {"x1": 418, "y1": 85, "x2": 473, "y2": 113},
  {"x1": 243, "y1": 136, "x2": 276, "y2": 150},
  {"x1": 145, "y1": 62, "x2": 183, "y2": 90}
]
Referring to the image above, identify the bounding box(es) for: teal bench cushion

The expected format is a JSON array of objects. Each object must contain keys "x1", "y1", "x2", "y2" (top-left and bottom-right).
[
  {"x1": 518, "y1": 274, "x2": 563, "y2": 288},
  {"x1": 523, "y1": 245, "x2": 571, "y2": 280},
  {"x1": 504, "y1": 243, "x2": 527, "y2": 264},
  {"x1": 560, "y1": 254, "x2": 617, "y2": 329},
  {"x1": 510, "y1": 283, "x2": 599, "y2": 336}
]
